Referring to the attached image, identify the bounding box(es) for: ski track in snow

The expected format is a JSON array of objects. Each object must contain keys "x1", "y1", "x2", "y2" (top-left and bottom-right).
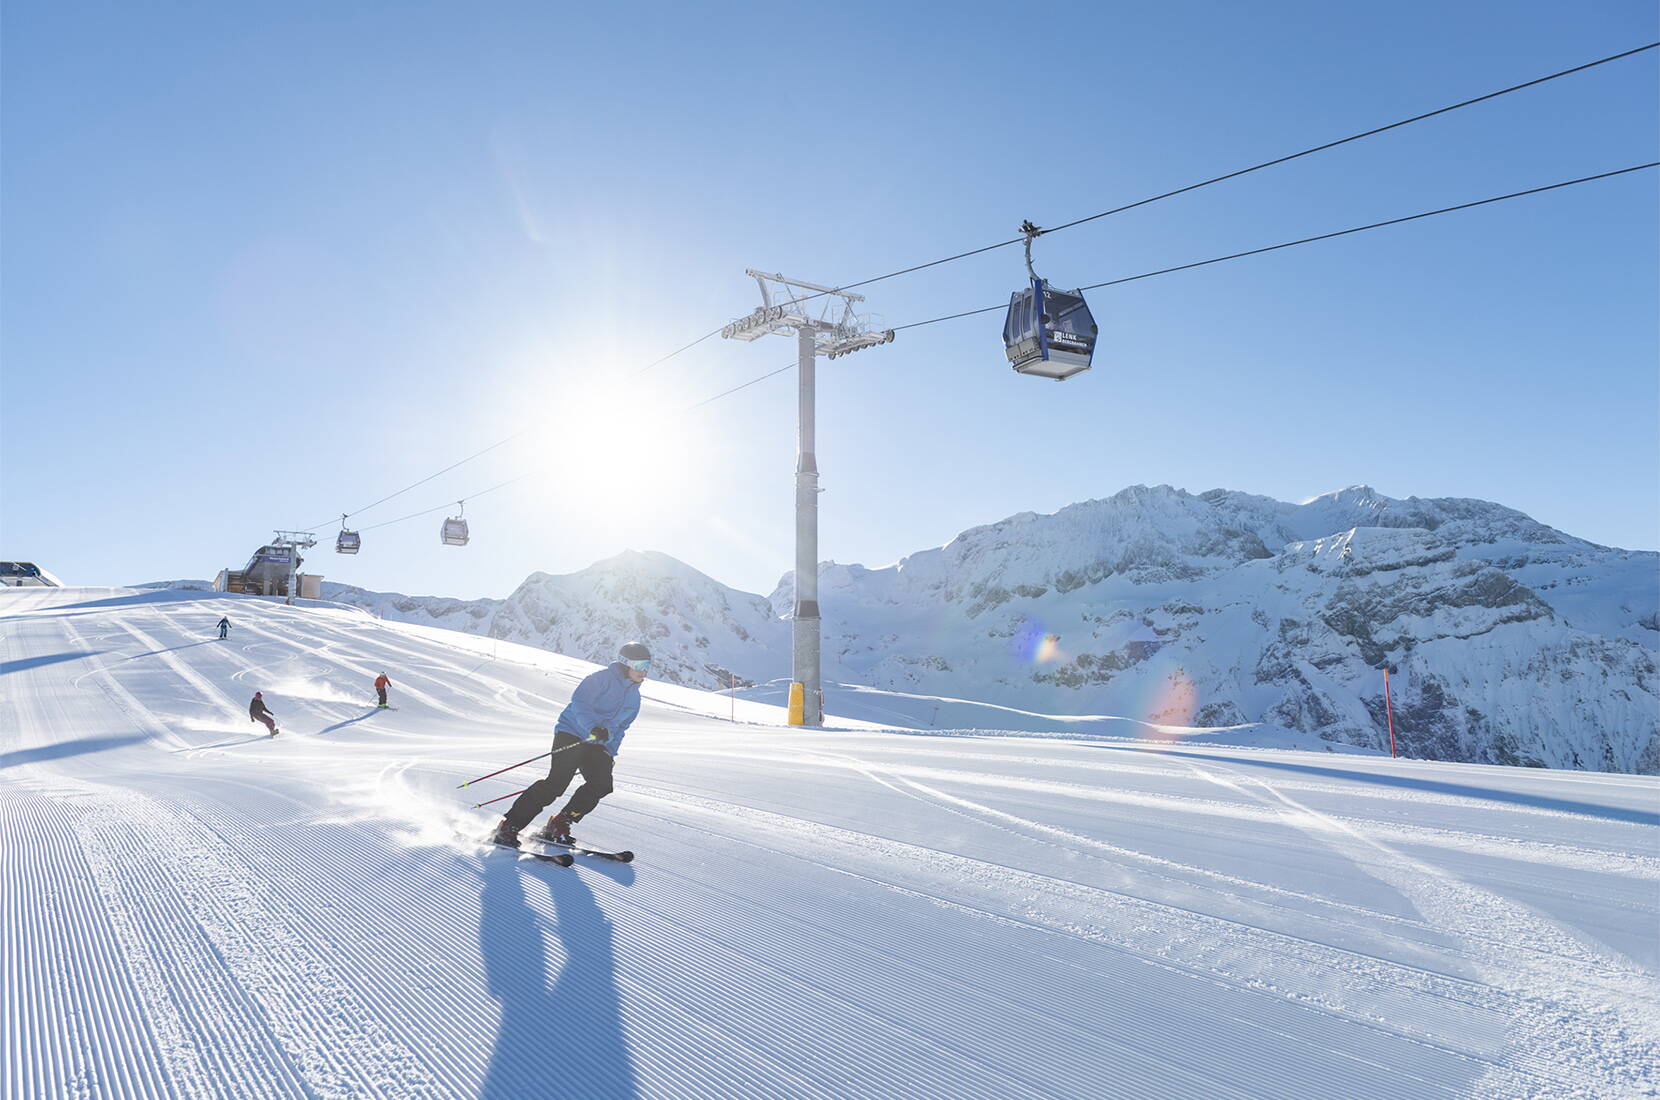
[
  {"x1": 621, "y1": 780, "x2": 1576, "y2": 1096},
  {"x1": 794, "y1": 747, "x2": 1647, "y2": 991},
  {"x1": 646, "y1": 744, "x2": 1659, "y2": 879},
  {"x1": 1198, "y1": 769, "x2": 1660, "y2": 1099},
  {"x1": 6, "y1": 615, "x2": 441, "y2": 1099},
  {"x1": 3, "y1": 587, "x2": 1657, "y2": 1099}
]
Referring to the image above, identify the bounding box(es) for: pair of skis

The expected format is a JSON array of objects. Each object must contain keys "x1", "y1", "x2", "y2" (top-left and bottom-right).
[{"x1": 491, "y1": 836, "x2": 634, "y2": 867}]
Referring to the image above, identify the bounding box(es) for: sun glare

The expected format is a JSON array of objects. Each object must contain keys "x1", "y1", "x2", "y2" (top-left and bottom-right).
[{"x1": 525, "y1": 373, "x2": 708, "y2": 530}]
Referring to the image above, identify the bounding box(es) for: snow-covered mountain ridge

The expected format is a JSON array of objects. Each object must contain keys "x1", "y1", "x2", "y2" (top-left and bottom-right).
[
  {"x1": 321, "y1": 550, "x2": 788, "y2": 692},
  {"x1": 313, "y1": 484, "x2": 1658, "y2": 773}
]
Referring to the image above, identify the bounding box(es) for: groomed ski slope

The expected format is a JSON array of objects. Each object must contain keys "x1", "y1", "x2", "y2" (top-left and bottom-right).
[{"x1": 3, "y1": 587, "x2": 1657, "y2": 1100}]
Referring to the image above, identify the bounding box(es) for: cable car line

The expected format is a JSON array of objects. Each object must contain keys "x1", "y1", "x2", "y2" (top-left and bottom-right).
[
  {"x1": 353, "y1": 473, "x2": 538, "y2": 534},
  {"x1": 1037, "y1": 42, "x2": 1658, "y2": 239},
  {"x1": 309, "y1": 160, "x2": 1655, "y2": 546},
  {"x1": 297, "y1": 326, "x2": 729, "y2": 533},
  {"x1": 322, "y1": 359, "x2": 798, "y2": 539},
  {"x1": 301, "y1": 429, "x2": 535, "y2": 533},
  {"x1": 334, "y1": 159, "x2": 1655, "y2": 543},
  {"x1": 629, "y1": 323, "x2": 730, "y2": 377},
  {"x1": 296, "y1": 46, "x2": 1655, "y2": 544},
  {"x1": 883, "y1": 162, "x2": 1659, "y2": 334},
  {"x1": 687, "y1": 360, "x2": 797, "y2": 411},
  {"x1": 753, "y1": 42, "x2": 1658, "y2": 316}
]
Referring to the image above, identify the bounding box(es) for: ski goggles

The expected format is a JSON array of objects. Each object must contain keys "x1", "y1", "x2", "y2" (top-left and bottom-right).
[{"x1": 624, "y1": 658, "x2": 652, "y2": 672}]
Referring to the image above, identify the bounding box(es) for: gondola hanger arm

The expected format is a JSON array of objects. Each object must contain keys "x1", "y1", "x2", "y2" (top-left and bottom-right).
[{"x1": 1020, "y1": 220, "x2": 1042, "y2": 283}]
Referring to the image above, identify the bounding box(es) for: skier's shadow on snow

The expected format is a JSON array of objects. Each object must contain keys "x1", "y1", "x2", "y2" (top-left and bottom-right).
[
  {"x1": 115, "y1": 639, "x2": 217, "y2": 663},
  {"x1": 478, "y1": 858, "x2": 638, "y2": 1099},
  {"x1": 172, "y1": 734, "x2": 272, "y2": 753},
  {"x1": 316, "y1": 710, "x2": 382, "y2": 736}
]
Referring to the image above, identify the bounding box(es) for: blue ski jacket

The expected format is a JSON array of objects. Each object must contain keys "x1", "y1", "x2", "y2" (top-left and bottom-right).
[{"x1": 555, "y1": 662, "x2": 642, "y2": 758}]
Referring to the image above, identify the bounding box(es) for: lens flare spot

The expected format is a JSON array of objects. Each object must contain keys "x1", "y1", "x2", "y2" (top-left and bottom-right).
[
  {"x1": 1146, "y1": 671, "x2": 1197, "y2": 738},
  {"x1": 1012, "y1": 620, "x2": 1065, "y2": 664}
]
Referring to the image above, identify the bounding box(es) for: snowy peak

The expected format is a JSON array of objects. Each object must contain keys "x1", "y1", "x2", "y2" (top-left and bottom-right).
[
  {"x1": 1297, "y1": 483, "x2": 1388, "y2": 508},
  {"x1": 1283, "y1": 485, "x2": 1586, "y2": 548},
  {"x1": 493, "y1": 549, "x2": 787, "y2": 690}
]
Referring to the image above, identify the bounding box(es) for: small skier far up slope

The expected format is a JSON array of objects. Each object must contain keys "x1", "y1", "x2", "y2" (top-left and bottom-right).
[
  {"x1": 249, "y1": 691, "x2": 278, "y2": 737},
  {"x1": 217, "y1": 616, "x2": 230, "y2": 639},
  {"x1": 374, "y1": 672, "x2": 392, "y2": 708},
  {"x1": 492, "y1": 642, "x2": 649, "y2": 860}
]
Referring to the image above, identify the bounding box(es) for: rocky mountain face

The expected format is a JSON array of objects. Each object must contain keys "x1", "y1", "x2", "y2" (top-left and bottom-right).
[{"x1": 320, "y1": 485, "x2": 1659, "y2": 774}]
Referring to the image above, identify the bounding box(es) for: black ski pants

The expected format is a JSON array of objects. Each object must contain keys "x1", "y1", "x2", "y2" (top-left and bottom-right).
[
  {"x1": 503, "y1": 731, "x2": 614, "y2": 830},
  {"x1": 376, "y1": 685, "x2": 388, "y2": 706}
]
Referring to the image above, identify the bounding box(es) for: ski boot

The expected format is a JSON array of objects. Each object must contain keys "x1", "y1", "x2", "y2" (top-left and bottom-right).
[
  {"x1": 535, "y1": 810, "x2": 580, "y2": 845},
  {"x1": 491, "y1": 818, "x2": 522, "y2": 849}
]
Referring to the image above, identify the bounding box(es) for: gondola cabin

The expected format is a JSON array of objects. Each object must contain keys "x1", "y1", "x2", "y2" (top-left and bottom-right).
[
  {"x1": 1003, "y1": 278, "x2": 1098, "y2": 381},
  {"x1": 335, "y1": 529, "x2": 361, "y2": 554},
  {"x1": 441, "y1": 516, "x2": 469, "y2": 546}
]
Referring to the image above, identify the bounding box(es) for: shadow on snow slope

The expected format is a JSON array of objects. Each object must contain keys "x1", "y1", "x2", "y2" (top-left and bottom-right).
[
  {"x1": 9, "y1": 589, "x2": 208, "y2": 614},
  {"x1": 171, "y1": 734, "x2": 276, "y2": 752},
  {"x1": 0, "y1": 733, "x2": 149, "y2": 770},
  {"x1": 109, "y1": 639, "x2": 220, "y2": 664},
  {"x1": 0, "y1": 650, "x2": 109, "y2": 675},
  {"x1": 479, "y1": 855, "x2": 636, "y2": 1099},
  {"x1": 318, "y1": 709, "x2": 388, "y2": 736},
  {"x1": 1088, "y1": 744, "x2": 1659, "y2": 827}
]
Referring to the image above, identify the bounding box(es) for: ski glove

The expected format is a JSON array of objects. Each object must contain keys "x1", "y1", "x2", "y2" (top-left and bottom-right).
[{"x1": 589, "y1": 726, "x2": 610, "y2": 743}]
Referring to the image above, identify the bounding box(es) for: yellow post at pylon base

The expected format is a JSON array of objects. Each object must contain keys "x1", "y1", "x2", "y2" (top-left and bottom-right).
[{"x1": 787, "y1": 682, "x2": 805, "y2": 726}]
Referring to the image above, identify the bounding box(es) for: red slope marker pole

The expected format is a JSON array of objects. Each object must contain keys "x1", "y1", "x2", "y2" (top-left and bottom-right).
[{"x1": 1384, "y1": 668, "x2": 1397, "y2": 759}]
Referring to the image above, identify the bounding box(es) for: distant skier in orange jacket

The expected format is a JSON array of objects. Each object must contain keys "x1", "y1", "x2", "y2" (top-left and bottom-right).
[{"x1": 374, "y1": 673, "x2": 392, "y2": 708}]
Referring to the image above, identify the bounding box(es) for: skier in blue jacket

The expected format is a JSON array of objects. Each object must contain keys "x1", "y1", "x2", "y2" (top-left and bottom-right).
[{"x1": 493, "y1": 642, "x2": 651, "y2": 848}]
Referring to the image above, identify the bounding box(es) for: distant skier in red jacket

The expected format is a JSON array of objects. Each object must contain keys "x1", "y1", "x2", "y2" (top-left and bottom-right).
[{"x1": 374, "y1": 673, "x2": 392, "y2": 708}]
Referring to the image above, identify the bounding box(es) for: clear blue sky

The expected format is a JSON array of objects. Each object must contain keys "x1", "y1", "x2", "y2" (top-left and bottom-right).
[{"x1": 4, "y1": 1, "x2": 1655, "y2": 599}]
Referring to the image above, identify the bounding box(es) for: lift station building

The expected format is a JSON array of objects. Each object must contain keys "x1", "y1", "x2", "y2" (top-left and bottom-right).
[{"x1": 214, "y1": 534, "x2": 322, "y2": 599}]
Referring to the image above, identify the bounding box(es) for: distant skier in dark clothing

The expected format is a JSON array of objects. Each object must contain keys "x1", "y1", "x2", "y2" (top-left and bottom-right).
[
  {"x1": 217, "y1": 617, "x2": 230, "y2": 639},
  {"x1": 374, "y1": 673, "x2": 391, "y2": 708},
  {"x1": 249, "y1": 692, "x2": 278, "y2": 737},
  {"x1": 493, "y1": 642, "x2": 650, "y2": 848}
]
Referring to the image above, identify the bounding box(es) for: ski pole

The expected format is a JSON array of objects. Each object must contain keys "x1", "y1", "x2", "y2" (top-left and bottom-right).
[
  {"x1": 456, "y1": 733, "x2": 603, "y2": 789},
  {"x1": 472, "y1": 787, "x2": 528, "y2": 809},
  {"x1": 457, "y1": 751, "x2": 551, "y2": 789}
]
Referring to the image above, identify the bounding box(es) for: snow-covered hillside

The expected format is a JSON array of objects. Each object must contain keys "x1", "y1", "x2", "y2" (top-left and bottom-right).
[
  {"x1": 791, "y1": 485, "x2": 1658, "y2": 773},
  {"x1": 323, "y1": 551, "x2": 790, "y2": 691},
  {"x1": 3, "y1": 586, "x2": 1657, "y2": 1098},
  {"x1": 310, "y1": 485, "x2": 1659, "y2": 774}
]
